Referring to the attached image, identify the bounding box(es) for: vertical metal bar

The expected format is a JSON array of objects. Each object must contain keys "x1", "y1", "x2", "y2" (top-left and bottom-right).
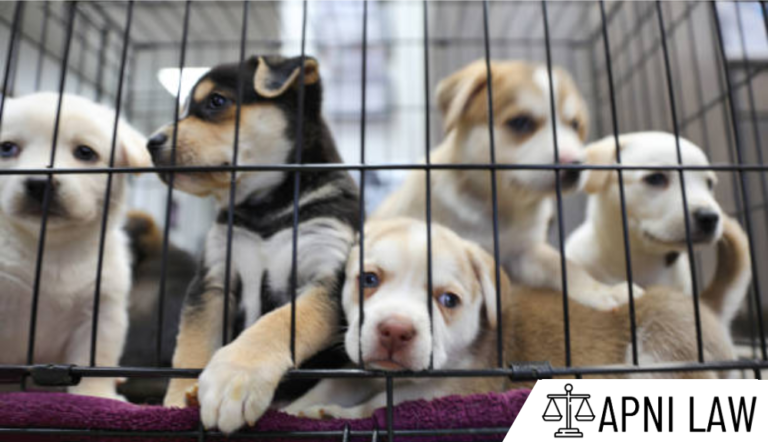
[
  {"x1": 422, "y1": 0, "x2": 435, "y2": 369},
  {"x1": 26, "y1": 1, "x2": 77, "y2": 367},
  {"x1": 599, "y1": 0, "x2": 639, "y2": 365},
  {"x1": 221, "y1": 0, "x2": 250, "y2": 348},
  {"x1": 386, "y1": 376, "x2": 394, "y2": 442},
  {"x1": 156, "y1": 0, "x2": 192, "y2": 366},
  {"x1": 89, "y1": 0, "x2": 133, "y2": 368},
  {"x1": 357, "y1": 0, "x2": 368, "y2": 368},
  {"x1": 481, "y1": 0, "x2": 504, "y2": 368},
  {"x1": 75, "y1": 21, "x2": 86, "y2": 95},
  {"x1": 656, "y1": 1, "x2": 704, "y2": 363},
  {"x1": 711, "y1": 2, "x2": 767, "y2": 360},
  {"x1": 34, "y1": 1, "x2": 50, "y2": 91},
  {"x1": 0, "y1": 1, "x2": 23, "y2": 128},
  {"x1": 290, "y1": 0, "x2": 309, "y2": 366},
  {"x1": 341, "y1": 424, "x2": 350, "y2": 442},
  {"x1": 95, "y1": 27, "x2": 108, "y2": 103},
  {"x1": 541, "y1": 0, "x2": 572, "y2": 369}
]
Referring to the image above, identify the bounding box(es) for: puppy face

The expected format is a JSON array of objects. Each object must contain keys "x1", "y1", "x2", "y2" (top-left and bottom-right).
[
  {"x1": 341, "y1": 218, "x2": 503, "y2": 371},
  {"x1": 583, "y1": 132, "x2": 722, "y2": 252},
  {"x1": 0, "y1": 93, "x2": 149, "y2": 232},
  {"x1": 437, "y1": 60, "x2": 589, "y2": 194},
  {"x1": 146, "y1": 55, "x2": 320, "y2": 198}
]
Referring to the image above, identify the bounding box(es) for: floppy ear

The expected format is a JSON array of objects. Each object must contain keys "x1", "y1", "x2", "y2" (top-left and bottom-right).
[
  {"x1": 253, "y1": 56, "x2": 320, "y2": 98},
  {"x1": 465, "y1": 241, "x2": 512, "y2": 330},
  {"x1": 118, "y1": 120, "x2": 151, "y2": 168},
  {"x1": 436, "y1": 61, "x2": 489, "y2": 132},
  {"x1": 581, "y1": 136, "x2": 623, "y2": 194}
]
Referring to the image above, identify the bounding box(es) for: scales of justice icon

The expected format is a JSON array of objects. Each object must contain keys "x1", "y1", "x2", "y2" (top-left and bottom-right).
[{"x1": 542, "y1": 383, "x2": 595, "y2": 438}]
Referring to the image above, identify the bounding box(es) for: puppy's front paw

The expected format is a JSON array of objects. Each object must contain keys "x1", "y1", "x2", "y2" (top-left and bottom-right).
[
  {"x1": 165, "y1": 378, "x2": 199, "y2": 408},
  {"x1": 69, "y1": 378, "x2": 126, "y2": 401},
  {"x1": 198, "y1": 344, "x2": 286, "y2": 434}
]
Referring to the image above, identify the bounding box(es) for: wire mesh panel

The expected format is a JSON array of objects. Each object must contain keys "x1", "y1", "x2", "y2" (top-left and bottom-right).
[{"x1": 0, "y1": 1, "x2": 767, "y2": 440}]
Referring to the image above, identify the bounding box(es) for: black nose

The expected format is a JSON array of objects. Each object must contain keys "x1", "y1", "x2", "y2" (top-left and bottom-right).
[
  {"x1": 25, "y1": 178, "x2": 55, "y2": 204},
  {"x1": 147, "y1": 133, "x2": 168, "y2": 153},
  {"x1": 560, "y1": 161, "x2": 582, "y2": 188},
  {"x1": 694, "y1": 209, "x2": 719, "y2": 235}
]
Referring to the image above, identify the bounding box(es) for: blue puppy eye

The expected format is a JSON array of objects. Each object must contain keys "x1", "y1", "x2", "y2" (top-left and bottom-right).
[
  {"x1": 437, "y1": 292, "x2": 461, "y2": 309},
  {"x1": 0, "y1": 142, "x2": 20, "y2": 158},
  {"x1": 361, "y1": 272, "x2": 379, "y2": 288}
]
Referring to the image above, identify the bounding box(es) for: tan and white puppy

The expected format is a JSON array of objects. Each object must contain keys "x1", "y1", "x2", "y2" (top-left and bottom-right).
[
  {"x1": 283, "y1": 218, "x2": 507, "y2": 419},
  {"x1": 566, "y1": 132, "x2": 749, "y2": 325},
  {"x1": 0, "y1": 93, "x2": 150, "y2": 399},
  {"x1": 285, "y1": 217, "x2": 740, "y2": 419},
  {"x1": 374, "y1": 60, "x2": 637, "y2": 310}
]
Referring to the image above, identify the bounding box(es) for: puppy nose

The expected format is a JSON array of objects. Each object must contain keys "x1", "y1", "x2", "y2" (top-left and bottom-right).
[
  {"x1": 694, "y1": 209, "x2": 719, "y2": 235},
  {"x1": 560, "y1": 160, "x2": 582, "y2": 188},
  {"x1": 377, "y1": 318, "x2": 416, "y2": 354},
  {"x1": 147, "y1": 133, "x2": 168, "y2": 153},
  {"x1": 25, "y1": 178, "x2": 55, "y2": 204}
]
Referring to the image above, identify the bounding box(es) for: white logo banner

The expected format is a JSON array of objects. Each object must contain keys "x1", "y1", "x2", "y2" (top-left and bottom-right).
[{"x1": 504, "y1": 379, "x2": 766, "y2": 441}]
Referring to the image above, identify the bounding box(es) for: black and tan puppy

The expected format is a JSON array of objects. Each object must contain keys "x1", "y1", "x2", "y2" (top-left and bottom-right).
[{"x1": 146, "y1": 55, "x2": 359, "y2": 432}]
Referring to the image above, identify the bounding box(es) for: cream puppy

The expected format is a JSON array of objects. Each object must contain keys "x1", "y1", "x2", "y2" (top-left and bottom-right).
[
  {"x1": 0, "y1": 93, "x2": 150, "y2": 399},
  {"x1": 566, "y1": 132, "x2": 749, "y2": 325},
  {"x1": 283, "y1": 218, "x2": 507, "y2": 419},
  {"x1": 374, "y1": 60, "x2": 637, "y2": 310}
]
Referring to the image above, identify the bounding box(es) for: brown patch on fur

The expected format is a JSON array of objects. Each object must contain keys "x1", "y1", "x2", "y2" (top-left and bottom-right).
[
  {"x1": 193, "y1": 79, "x2": 216, "y2": 103},
  {"x1": 581, "y1": 135, "x2": 627, "y2": 194},
  {"x1": 701, "y1": 215, "x2": 751, "y2": 320},
  {"x1": 125, "y1": 210, "x2": 162, "y2": 255},
  {"x1": 436, "y1": 60, "x2": 588, "y2": 142}
]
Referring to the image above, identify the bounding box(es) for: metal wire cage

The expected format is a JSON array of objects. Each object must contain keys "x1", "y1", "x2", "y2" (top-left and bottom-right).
[{"x1": 0, "y1": 0, "x2": 767, "y2": 440}]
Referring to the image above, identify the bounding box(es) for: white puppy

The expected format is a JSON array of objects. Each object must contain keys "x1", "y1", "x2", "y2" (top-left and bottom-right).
[
  {"x1": 567, "y1": 132, "x2": 747, "y2": 324},
  {"x1": 0, "y1": 93, "x2": 150, "y2": 399},
  {"x1": 374, "y1": 60, "x2": 638, "y2": 310},
  {"x1": 283, "y1": 218, "x2": 507, "y2": 419}
]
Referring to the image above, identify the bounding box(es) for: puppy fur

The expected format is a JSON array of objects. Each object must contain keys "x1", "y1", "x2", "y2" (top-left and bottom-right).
[
  {"x1": 148, "y1": 55, "x2": 359, "y2": 432},
  {"x1": 283, "y1": 218, "x2": 507, "y2": 419},
  {"x1": 566, "y1": 132, "x2": 751, "y2": 325},
  {"x1": 373, "y1": 60, "x2": 637, "y2": 310},
  {"x1": 0, "y1": 93, "x2": 150, "y2": 399}
]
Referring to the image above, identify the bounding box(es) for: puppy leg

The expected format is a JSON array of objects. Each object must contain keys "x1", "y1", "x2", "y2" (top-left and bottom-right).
[
  {"x1": 513, "y1": 243, "x2": 643, "y2": 310},
  {"x1": 66, "y1": 296, "x2": 128, "y2": 400},
  {"x1": 198, "y1": 284, "x2": 339, "y2": 433},
  {"x1": 165, "y1": 289, "x2": 225, "y2": 407}
]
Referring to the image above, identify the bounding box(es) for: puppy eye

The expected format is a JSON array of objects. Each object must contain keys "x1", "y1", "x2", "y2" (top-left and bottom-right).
[
  {"x1": 437, "y1": 292, "x2": 461, "y2": 309},
  {"x1": 706, "y1": 178, "x2": 715, "y2": 191},
  {"x1": 73, "y1": 145, "x2": 99, "y2": 162},
  {"x1": 506, "y1": 115, "x2": 536, "y2": 134},
  {"x1": 570, "y1": 119, "x2": 580, "y2": 131},
  {"x1": 361, "y1": 272, "x2": 380, "y2": 289},
  {"x1": 0, "y1": 141, "x2": 20, "y2": 159},
  {"x1": 643, "y1": 172, "x2": 668, "y2": 188},
  {"x1": 207, "y1": 93, "x2": 229, "y2": 110}
]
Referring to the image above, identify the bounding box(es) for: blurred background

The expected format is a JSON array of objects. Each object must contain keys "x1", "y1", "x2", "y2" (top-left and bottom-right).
[{"x1": 1, "y1": 1, "x2": 767, "y2": 345}]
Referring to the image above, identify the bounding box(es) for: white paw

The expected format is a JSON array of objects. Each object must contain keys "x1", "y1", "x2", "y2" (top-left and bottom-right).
[
  {"x1": 69, "y1": 379, "x2": 126, "y2": 401},
  {"x1": 576, "y1": 283, "x2": 645, "y2": 311},
  {"x1": 198, "y1": 345, "x2": 283, "y2": 434}
]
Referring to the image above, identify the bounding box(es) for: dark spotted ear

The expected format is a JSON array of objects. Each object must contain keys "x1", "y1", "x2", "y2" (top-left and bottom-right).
[{"x1": 253, "y1": 56, "x2": 320, "y2": 98}]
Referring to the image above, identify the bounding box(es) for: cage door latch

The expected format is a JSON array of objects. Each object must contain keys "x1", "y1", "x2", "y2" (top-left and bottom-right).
[
  {"x1": 30, "y1": 364, "x2": 81, "y2": 387},
  {"x1": 508, "y1": 361, "x2": 553, "y2": 381}
]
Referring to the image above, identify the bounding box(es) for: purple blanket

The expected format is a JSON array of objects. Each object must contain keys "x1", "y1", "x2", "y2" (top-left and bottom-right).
[{"x1": 0, "y1": 389, "x2": 529, "y2": 441}]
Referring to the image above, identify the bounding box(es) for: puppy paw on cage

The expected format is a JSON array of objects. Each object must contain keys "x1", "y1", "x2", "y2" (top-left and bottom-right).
[{"x1": 0, "y1": 0, "x2": 767, "y2": 440}]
